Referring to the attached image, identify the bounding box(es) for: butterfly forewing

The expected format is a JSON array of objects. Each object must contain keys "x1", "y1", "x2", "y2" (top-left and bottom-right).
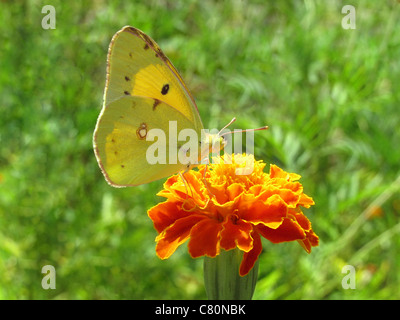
[{"x1": 104, "y1": 26, "x2": 203, "y2": 133}]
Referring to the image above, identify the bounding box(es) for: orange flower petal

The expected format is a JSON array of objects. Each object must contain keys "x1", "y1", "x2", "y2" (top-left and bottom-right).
[
  {"x1": 208, "y1": 183, "x2": 229, "y2": 204},
  {"x1": 188, "y1": 219, "x2": 222, "y2": 258},
  {"x1": 307, "y1": 229, "x2": 319, "y2": 246},
  {"x1": 289, "y1": 211, "x2": 311, "y2": 231},
  {"x1": 256, "y1": 217, "x2": 306, "y2": 243},
  {"x1": 239, "y1": 231, "x2": 262, "y2": 276},
  {"x1": 257, "y1": 185, "x2": 301, "y2": 208},
  {"x1": 226, "y1": 183, "x2": 245, "y2": 201},
  {"x1": 269, "y1": 164, "x2": 287, "y2": 179},
  {"x1": 148, "y1": 201, "x2": 190, "y2": 233},
  {"x1": 298, "y1": 193, "x2": 315, "y2": 208},
  {"x1": 270, "y1": 164, "x2": 301, "y2": 181},
  {"x1": 160, "y1": 171, "x2": 209, "y2": 207},
  {"x1": 220, "y1": 214, "x2": 253, "y2": 252},
  {"x1": 155, "y1": 214, "x2": 205, "y2": 259},
  {"x1": 298, "y1": 229, "x2": 319, "y2": 253},
  {"x1": 240, "y1": 194, "x2": 288, "y2": 229}
]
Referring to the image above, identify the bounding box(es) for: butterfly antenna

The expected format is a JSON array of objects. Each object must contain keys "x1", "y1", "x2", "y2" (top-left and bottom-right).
[
  {"x1": 218, "y1": 117, "x2": 237, "y2": 136},
  {"x1": 219, "y1": 125, "x2": 269, "y2": 138}
]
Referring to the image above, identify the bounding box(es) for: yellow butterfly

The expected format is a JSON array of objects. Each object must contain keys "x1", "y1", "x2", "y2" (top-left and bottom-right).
[{"x1": 93, "y1": 26, "x2": 266, "y2": 187}]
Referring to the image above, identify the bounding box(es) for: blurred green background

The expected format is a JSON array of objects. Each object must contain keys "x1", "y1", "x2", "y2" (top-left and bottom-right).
[{"x1": 1, "y1": 0, "x2": 399, "y2": 299}]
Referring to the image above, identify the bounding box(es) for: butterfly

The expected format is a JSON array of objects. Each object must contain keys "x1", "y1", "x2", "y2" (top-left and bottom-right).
[{"x1": 93, "y1": 26, "x2": 267, "y2": 187}]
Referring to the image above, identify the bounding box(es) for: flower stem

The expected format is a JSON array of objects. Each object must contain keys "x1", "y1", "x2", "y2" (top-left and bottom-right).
[{"x1": 203, "y1": 249, "x2": 258, "y2": 300}]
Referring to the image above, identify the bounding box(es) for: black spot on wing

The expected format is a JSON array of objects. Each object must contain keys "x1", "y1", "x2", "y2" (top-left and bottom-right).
[
  {"x1": 140, "y1": 32, "x2": 153, "y2": 46},
  {"x1": 153, "y1": 99, "x2": 161, "y2": 111},
  {"x1": 161, "y1": 84, "x2": 169, "y2": 95},
  {"x1": 126, "y1": 27, "x2": 167, "y2": 62}
]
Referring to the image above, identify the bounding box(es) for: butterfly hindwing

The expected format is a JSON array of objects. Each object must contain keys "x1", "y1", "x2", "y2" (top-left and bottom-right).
[{"x1": 94, "y1": 95, "x2": 199, "y2": 186}]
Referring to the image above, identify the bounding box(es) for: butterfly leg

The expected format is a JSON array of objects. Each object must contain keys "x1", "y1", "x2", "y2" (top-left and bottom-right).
[
  {"x1": 178, "y1": 169, "x2": 192, "y2": 198},
  {"x1": 178, "y1": 164, "x2": 200, "y2": 211},
  {"x1": 199, "y1": 158, "x2": 215, "y2": 198}
]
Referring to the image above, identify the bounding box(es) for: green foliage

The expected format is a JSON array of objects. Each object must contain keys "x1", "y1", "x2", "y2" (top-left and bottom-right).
[{"x1": 1, "y1": 0, "x2": 399, "y2": 299}]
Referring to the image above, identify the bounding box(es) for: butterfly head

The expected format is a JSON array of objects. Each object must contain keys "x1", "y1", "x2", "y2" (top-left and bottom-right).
[{"x1": 201, "y1": 133, "x2": 228, "y2": 156}]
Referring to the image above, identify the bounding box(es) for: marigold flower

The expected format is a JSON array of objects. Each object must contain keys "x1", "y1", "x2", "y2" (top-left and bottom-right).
[{"x1": 148, "y1": 154, "x2": 319, "y2": 276}]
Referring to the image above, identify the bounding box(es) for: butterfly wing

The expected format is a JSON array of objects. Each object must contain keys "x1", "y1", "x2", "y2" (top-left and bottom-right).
[
  {"x1": 94, "y1": 26, "x2": 205, "y2": 186},
  {"x1": 94, "y1": 95, "x2": 199, "y2": 186},
  {"x1": 104, "y1": 26, "x2": 203, "y2": 133}
]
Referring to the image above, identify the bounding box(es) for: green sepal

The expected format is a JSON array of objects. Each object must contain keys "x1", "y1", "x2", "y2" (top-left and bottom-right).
[{"x1": 203, "y1": 248, "x2": 259, "y2": 300}]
